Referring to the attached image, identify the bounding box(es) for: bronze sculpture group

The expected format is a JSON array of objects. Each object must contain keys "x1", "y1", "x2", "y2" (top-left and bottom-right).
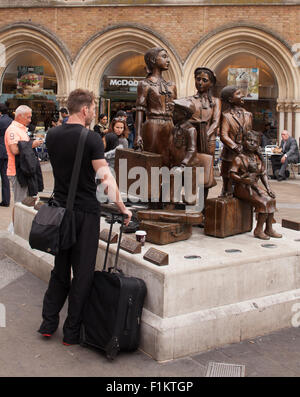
[{"x1": 130, "y1": 47, "x2": 282, "y2": 241}]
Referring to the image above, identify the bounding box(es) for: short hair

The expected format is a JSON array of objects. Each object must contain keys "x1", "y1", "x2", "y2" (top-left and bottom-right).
[
  {"x1": 116, "y1": 110, "x2": 127, "y2": 117},
  {"x1": 281, "y1": 130, "x2": 290, "y2": 136},
  {"x1": 144, "y1": 47, "x2": 165, "y2": 75},
  {"x1": 244, "y1": 129, "x2": 261, "y2": 141},
  {"x1": 59, "y1": 107, "x2": 68, "y2": 114},
  {"x1": 220, "y1": 86, "x2": 239, "y2": 103},
  {"x1": 15, "y1": 105, "x2": 32, "y2": 117},
  {"x1": 0, "y1": 103, "x2": 8, "y2": 114},
  {"x1": 67, "y1": 89, "x2": 96, "y2": 115}
]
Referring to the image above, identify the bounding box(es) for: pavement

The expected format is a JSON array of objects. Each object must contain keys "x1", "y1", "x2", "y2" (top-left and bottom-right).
[{"x1": 0, "y1": 162, "x2": 300, "y2": 379}]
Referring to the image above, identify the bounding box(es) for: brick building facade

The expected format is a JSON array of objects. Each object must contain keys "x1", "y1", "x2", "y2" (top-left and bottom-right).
[{"x1": 0, "y1": 0, "x2": 299, "y2": 140}]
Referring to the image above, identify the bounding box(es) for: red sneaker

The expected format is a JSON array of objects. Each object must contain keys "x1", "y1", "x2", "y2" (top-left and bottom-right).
[{"x1": 42, "y1": 333, "x2": 52, "y2": 338}]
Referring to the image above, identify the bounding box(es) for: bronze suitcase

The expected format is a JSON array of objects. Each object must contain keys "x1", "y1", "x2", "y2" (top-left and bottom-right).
[
  {"x1": 139, "y1": 220, "x2": 193, "y2": 245},
  {"x1": 137, "y1": 209, "x2": 203, "y2": 225},
  {"x1": 115, "y1": 148, "x2": 163, "y2": 201},
  {"x1": 204, "y1": 197, "x2": 253, "y2": 238}
]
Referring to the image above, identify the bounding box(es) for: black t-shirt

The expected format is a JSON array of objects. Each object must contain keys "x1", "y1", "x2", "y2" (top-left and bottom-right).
[
  {"x1": 105, "y1": 132, "x2": 119, "y2": 152},
  {"x1": 46, "y1": 123, "x2": 104, "y2": 213}
]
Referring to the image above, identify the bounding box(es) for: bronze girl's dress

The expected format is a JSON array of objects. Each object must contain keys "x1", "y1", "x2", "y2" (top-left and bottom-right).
[
  {"x1": 230, "y1": 152, "x2": 276, "y2": 214},
  {"x1": 136, "y1": 76, "x2": 177, "y2": 167}
]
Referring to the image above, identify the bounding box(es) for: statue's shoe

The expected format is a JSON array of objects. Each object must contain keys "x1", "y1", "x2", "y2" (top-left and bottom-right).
[
  {"x1": 254, "y1": 230, "x2": 270, "y2": 240},
  {"x1": 265, "y1": 230, "x2": 282, "y2": 238}
]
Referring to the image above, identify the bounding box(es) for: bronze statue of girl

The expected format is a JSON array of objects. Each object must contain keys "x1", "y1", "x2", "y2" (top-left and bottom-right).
[
  {"x1": 230, "y1": 130, "x2": 282, "y2": 240},
  {"x1": 134, "y1": 47, "x2": 177, "y2": 167},
  {"x1": 189, "y1": 67, "x2": 221, "y2": 157}
]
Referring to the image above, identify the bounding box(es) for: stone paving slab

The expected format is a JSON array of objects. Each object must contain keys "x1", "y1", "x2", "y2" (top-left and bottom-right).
[{"x1": 1, "y1": 256, "x2": 300, "y2": 377}]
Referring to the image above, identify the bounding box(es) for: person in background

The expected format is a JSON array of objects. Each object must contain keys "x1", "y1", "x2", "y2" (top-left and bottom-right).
[
  {"x1": 104, "y1": 117, "x2": 129, "y2": 172},
  {"x1": 51, "y1": 115, "x2": 59, "y2": 128},
  {"x1": 93, "y1": 113, "x2": 109, "y2": 138},
  {"x1": 270, "y1": 130, "x2": 299, "y2": 181},
  {"x1": 38, "y1": 89, "x2": 131, "y2": 345},
  {"x1": 124, "y1": 107, "x2": 136, "y2": 149},
  {"x1": 261, "y1": 122, "x2": 272, "y2": 149},
  {"x1": 59, "y1": 108, "x2": 69, "y2": 124},
  {"x1": 0, "y1": 104, "x2": 13, "y2": 207},
  {"x1": 4, "y1": 105, "x2": 43, "y2": 221},
  {"x1": 115, "y1": 110, "x2": 127, "y2": 119}
]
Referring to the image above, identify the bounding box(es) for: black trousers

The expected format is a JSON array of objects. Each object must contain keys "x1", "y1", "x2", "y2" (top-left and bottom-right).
[
  {"x1": 0, "y1": 158, "x2": 10, "y2": 205},
  {"x1": 39, "y1": 210, "x2": 100, "y2": 343},
  {"x1": 270, "y1": 154, "x2": 295, "y2": 178}
]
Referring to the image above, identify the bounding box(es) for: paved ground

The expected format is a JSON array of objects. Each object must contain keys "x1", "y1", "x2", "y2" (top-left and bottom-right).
[{"x1": 0, "y1": 162, "x2": 300, "y2": 378}]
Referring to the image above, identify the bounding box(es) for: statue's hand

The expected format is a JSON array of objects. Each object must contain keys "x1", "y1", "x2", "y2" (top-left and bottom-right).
[
  {"x1": 134, "y1": 136, "x2": 144, "y2": 151},
  {"x1": 235, "y1": 144, "x2": 243, "y2": 154},
  {"x1": 267, "y1": 189, "x2": 276, "y2": 199}
]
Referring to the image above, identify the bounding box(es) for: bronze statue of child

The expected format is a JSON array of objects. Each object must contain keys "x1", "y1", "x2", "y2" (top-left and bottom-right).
[
  {"x1": 230, "y1": 130, "x2": 282, "y2": 240},
  {"x1": 169, "y1": 98, "x2": 216, "y2": 204},
  {"x1": 134, "y1": 47, "x2": 177, "y2": 167},
  {"x1": 220, "y1": 85, "x2": 253, "y2": 196}
]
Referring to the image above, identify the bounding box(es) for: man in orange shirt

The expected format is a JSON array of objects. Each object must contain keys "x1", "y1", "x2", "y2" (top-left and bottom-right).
[{"x1": 5, "y1": 105, "x2": 43, "y2": 219}]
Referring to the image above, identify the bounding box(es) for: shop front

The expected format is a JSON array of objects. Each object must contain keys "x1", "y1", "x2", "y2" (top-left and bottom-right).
[
  {"x1": 214, "y1": 52, "x2": 279, "y2": 143},
  {"x1": 1, "y1": 51, "x2": 59, "y2": 130},
  {"x1": 99, "y1": 51, "x2": 146, "y2": 121},
  {"x1": 184, "y1": 25, "x2": 300, "y2": 143}
]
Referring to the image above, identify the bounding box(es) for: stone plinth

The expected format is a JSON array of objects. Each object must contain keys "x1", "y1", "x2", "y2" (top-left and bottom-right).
[{"x1": 3, "y1": 203, "x2": 300, "y2": 361}]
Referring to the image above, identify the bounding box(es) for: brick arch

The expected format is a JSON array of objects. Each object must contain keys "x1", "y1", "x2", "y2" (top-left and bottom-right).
[
  {"x1": 183, "y1": 24, "x2": 300, "y2": 101},
  {"x1": 73, "y1": 25, "x2": 184, "y2": 97},
  {"x1": 0, "y1": 23, "x2": 72, "y2": 98}
]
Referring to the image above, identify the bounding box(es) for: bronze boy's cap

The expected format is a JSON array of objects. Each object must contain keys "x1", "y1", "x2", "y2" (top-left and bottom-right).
[{"x1": 173, "y1": 98, "x2": 195, "y2": 119}]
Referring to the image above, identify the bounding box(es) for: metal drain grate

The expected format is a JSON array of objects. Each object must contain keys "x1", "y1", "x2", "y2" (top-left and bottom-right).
[{"x1": 205, "y1": 362, "x2": 245, "y2": 377}]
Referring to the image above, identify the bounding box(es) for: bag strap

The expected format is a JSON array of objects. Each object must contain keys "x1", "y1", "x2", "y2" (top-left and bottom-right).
[{"x1": 66, "y1": 127, "x2": 88, "y2": 211}]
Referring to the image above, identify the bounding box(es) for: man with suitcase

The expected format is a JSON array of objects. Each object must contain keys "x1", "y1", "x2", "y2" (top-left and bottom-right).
[{"x1": 38, "y1": 89, "x2": 132, "y2": 345}]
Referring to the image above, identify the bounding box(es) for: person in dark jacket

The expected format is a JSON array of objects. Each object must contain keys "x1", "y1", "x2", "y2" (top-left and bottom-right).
[
  {"x1": 271, "y1": 130, "x2": 299, "y2": 181},
  {"x1": 0, "y1": 104, "x2": 13, "y2": 206},
  {"x1": 16, "y1": 140, "x2": 44, "y2": 196}
]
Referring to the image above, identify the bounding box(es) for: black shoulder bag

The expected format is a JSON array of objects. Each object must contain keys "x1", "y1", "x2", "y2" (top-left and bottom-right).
[{"x1": 29, "y1": 127, "x2": 88, "y2": 255}]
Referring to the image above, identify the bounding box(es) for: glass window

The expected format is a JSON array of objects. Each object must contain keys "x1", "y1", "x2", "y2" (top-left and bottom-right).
[{"x1": 214, "y1": 53, "x2": 278, "y2": 138}]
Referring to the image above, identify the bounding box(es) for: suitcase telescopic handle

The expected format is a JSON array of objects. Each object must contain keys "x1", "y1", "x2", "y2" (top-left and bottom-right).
[{"x1": 103, "y1": 213, "x2": 127, "y2": 272}]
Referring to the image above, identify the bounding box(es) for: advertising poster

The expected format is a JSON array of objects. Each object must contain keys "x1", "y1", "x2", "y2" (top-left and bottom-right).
[
  {"x1": 17, "y1": 66, "x2": 44, "y2": 95},
  {"x1": 227, "y1": 68, "x2": 259, "y2": 100}
]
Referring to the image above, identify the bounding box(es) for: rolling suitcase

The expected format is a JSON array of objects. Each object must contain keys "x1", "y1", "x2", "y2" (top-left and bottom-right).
[{"x1": 80, "y1": 211, "x2": 147, "y2": 360}]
